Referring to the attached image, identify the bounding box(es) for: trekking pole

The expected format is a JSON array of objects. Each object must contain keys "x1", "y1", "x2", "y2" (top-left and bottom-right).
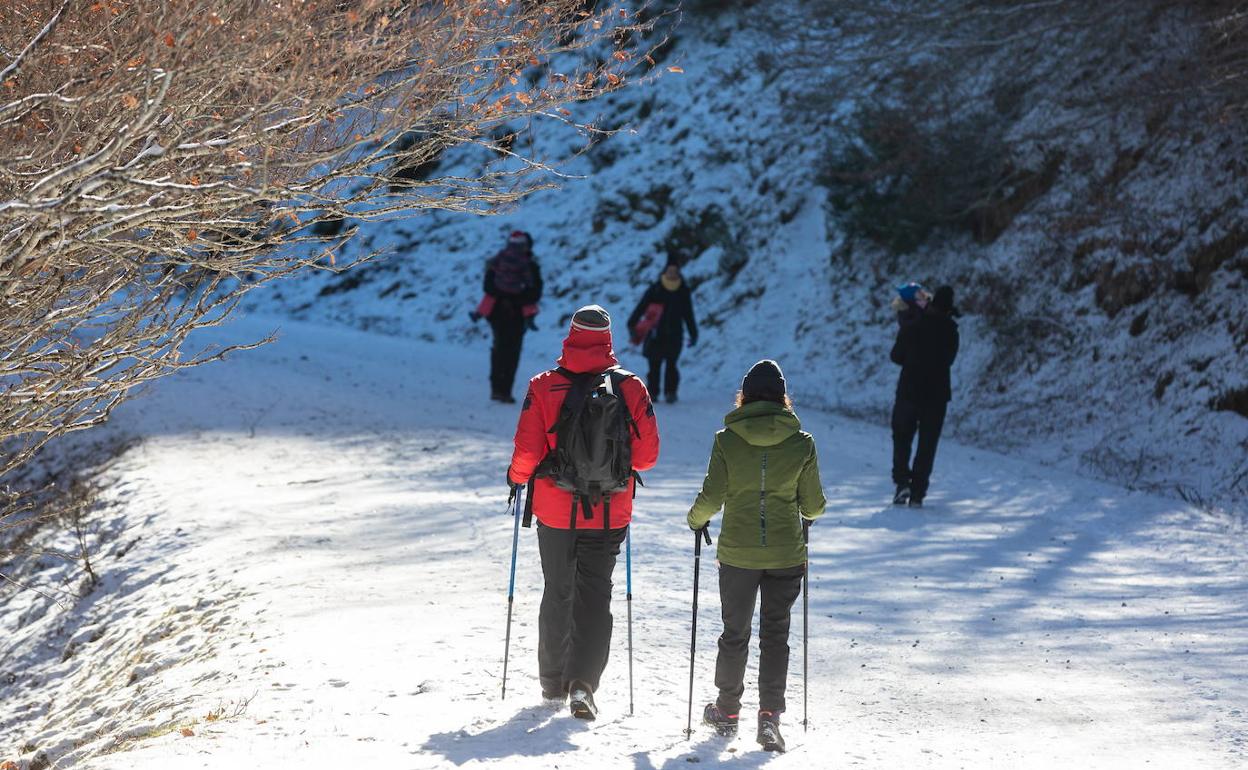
[
  {"x1": 685, "y1": 525, "x2": 712, "y2": 739},
  {"x1": 802, "y1": 518, "x2": 811, "y2": 732},
  {"x1": 626, "y1": 525, "x2": 634, "y2": 716},
  {"x1": 501, "y1": 484, "x2": 524, "y2": 700}
]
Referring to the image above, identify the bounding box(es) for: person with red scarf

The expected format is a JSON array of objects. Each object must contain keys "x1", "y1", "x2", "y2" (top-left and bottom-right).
[{"x1": 507, "y1": 305, "x2": 660, "y2": 720}]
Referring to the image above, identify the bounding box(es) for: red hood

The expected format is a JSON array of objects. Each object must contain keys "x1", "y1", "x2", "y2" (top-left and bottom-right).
[{"x1": 556, "y1": 326, "x2": 619, "y2": 373}]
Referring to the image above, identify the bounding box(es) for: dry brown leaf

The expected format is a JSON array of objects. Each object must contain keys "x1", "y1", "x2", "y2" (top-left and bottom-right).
[
  {"x1": 180, "y1": 727, "x2": 194, "y2": 737},
  {"x1": 667, "y1": 66, "x2": 684, "y2": 74},
  {"x1": 122, "y1": 94, "x2": 140, "y2": 109}
]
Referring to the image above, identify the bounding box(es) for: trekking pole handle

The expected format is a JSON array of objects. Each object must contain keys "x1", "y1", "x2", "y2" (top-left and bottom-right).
[
  {"x1": 699, "y1": 525, "x2": 712, "y2": 547},
  {"x1": 802, "y1": 518, "x2": 810, "y2": 544}
]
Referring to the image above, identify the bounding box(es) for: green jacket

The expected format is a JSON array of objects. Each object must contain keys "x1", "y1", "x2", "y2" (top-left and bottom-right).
[{"x1": 687, "y1": 401, "x2": 826, "y2": 569}]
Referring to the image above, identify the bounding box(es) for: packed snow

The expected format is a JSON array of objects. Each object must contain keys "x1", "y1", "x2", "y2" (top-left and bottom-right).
[{"x1": 3, "y1": 315, "x2": 1244, "y2": 769}]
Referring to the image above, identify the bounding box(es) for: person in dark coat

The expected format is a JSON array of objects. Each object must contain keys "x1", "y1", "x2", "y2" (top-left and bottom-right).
[
  {"x1": 482, "y1": 231, "x2": 543, "y2": 403},
  {"x1": 890, "y1": 284, "x2": 959, "y2": 507},
  {"x1": 626, "y1": 261, "x2": 698, "y2": 403}
]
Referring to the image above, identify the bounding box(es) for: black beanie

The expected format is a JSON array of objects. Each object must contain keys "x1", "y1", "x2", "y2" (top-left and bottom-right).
[
  {"x1": 570, "y1": 304, "x2": 611, "y2": 332},
  {"x1": 741, "y1": 360, "x2": 786, "y2": 402},
  {"x1": 932, "y1": 285, "x2": 956, "y2": 314}
]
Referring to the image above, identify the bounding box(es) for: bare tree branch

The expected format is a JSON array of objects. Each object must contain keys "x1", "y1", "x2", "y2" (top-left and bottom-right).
[{"x1": 0, "y1": 0, "x2": 673, "y2": 501}]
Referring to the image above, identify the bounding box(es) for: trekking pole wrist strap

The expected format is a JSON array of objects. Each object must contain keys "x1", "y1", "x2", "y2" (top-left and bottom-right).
[{"x1": 522, "y1": 479, "x2": 535, "y2": 528}]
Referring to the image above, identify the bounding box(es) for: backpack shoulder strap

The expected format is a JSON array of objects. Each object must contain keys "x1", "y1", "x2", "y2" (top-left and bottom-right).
[{"x1": 603, "y1": 368, "x2": 641, "y2": 438}]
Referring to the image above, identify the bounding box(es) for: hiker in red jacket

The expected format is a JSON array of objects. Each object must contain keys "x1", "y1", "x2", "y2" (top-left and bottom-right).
[{"x1": 507, "y1": 305, "x2": 660, "y2": 720}]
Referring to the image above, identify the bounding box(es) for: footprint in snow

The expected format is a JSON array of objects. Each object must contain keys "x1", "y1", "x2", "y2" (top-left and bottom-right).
[{"x1": 328, "y1": 678, "x2": 349, "y2": 688}]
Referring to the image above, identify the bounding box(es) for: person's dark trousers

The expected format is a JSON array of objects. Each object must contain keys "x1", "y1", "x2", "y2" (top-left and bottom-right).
[
  {"x1": 891, "y1": 397, "x2": 948, "y2": 499},
  {"x1": 714, "y1": 563, "x2": 804, "y2": 715},
  {"x1": 536, "y1": 523, "x2": 627, "y2": 695},
  {"x1": 488, "y1": 315, "x2": 526, "y2": 398},
  {"x1": 646, "y1": 353, "x2": 680, "y2": 400}
]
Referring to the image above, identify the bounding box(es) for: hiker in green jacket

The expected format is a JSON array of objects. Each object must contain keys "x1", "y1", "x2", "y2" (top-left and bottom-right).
[{"x1": 688, "y1": 359, "x2": 826, "y2": 753}]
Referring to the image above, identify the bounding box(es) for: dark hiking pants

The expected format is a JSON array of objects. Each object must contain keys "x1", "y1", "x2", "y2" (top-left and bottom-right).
[
  {"x1": 646, "y1": 353, "x2": 680, "y2": 399},
  {"x1": 537, "y1": 523, "x2": 627, "y2": 695},
  {"x1": 714, "y1": 562, "x2": 805, "y2": 715},
  {"x1": 489, "y1": 316, "x2": 526, "y2": 398},
  {"x1": 891, "y1": 397, "x2": 948, "y2": 500}
]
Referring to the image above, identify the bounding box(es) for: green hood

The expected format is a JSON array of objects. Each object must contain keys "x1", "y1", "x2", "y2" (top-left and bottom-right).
[{"x1": 724, "y1": 400, "x2": 801, "y2": 447}]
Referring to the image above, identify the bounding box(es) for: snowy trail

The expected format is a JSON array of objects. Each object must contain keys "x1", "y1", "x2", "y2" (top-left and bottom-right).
[{"x1": 16, "y1": 316, "x2": 1242, "y2": 769}]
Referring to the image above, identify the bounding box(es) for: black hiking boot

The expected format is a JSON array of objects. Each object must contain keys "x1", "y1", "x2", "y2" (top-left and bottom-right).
[
  {"x1": 908, "y1": 496, "x2": 924, "y2": 508},
  {"x1": 665, "y1": 392, "x2": 678, "y2": 404},
  {"x1": 702, "y1": 702, "x2": 739, "y2": 737},
  {"x1": 893, "y1": 485, "x2": 911, "y2": 506},
  {"x1": 568, "y1": 681, "x2": 597, "y2": 720},
  {"x1": 541, "y1": 679, "x2": 567, "y2": 703},
  {"x1": 757, "y1": 710, "x2": 785, "y2": 753}
]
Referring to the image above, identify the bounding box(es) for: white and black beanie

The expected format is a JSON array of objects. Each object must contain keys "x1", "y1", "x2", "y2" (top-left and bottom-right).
[{"x1": 570, "y1": 305, "x2": 611, "y2": 333}]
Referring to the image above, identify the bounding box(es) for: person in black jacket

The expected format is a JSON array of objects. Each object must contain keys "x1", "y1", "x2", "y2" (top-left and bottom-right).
[
  {"x1": 890, "y1": 284, "x2": 959, "y2": 507},
  {"x1": 626, "y1": 261, "x2": 698, "y2": 403},
  {"x1": 482, "y1": 231, "x2": 543, "y2": 403}
]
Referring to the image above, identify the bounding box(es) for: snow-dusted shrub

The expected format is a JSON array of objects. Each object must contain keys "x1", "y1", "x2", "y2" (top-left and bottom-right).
[{"x1": 818, "y1": 101, "x2": 1023, "y2": 254}]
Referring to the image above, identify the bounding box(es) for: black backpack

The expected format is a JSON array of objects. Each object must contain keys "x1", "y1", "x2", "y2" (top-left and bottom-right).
[{"x1": 535, "y1": 367, "x2": 640, "y2": 529}]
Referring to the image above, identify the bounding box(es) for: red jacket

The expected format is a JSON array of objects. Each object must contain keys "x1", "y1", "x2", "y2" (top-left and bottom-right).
[{"x1": 507, "y1": 325, "x2": 660, "y2": 529}]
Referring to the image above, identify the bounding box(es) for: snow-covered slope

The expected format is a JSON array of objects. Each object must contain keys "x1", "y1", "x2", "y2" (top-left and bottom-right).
[
  {"x1": 250, "y1": 3, "x2": 1247, "y2": 511},
  {"x1": 2, "y1": 315, "x2": 1245, "y2": 769}
]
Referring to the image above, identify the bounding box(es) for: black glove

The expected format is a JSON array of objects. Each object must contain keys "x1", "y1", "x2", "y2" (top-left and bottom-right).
[
  {"x1": 525, "y1": 317, "x2": 538, "y2": 331},
  {"x1": 507, "y1": 476, "x2": 521, "y2": 505}
]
